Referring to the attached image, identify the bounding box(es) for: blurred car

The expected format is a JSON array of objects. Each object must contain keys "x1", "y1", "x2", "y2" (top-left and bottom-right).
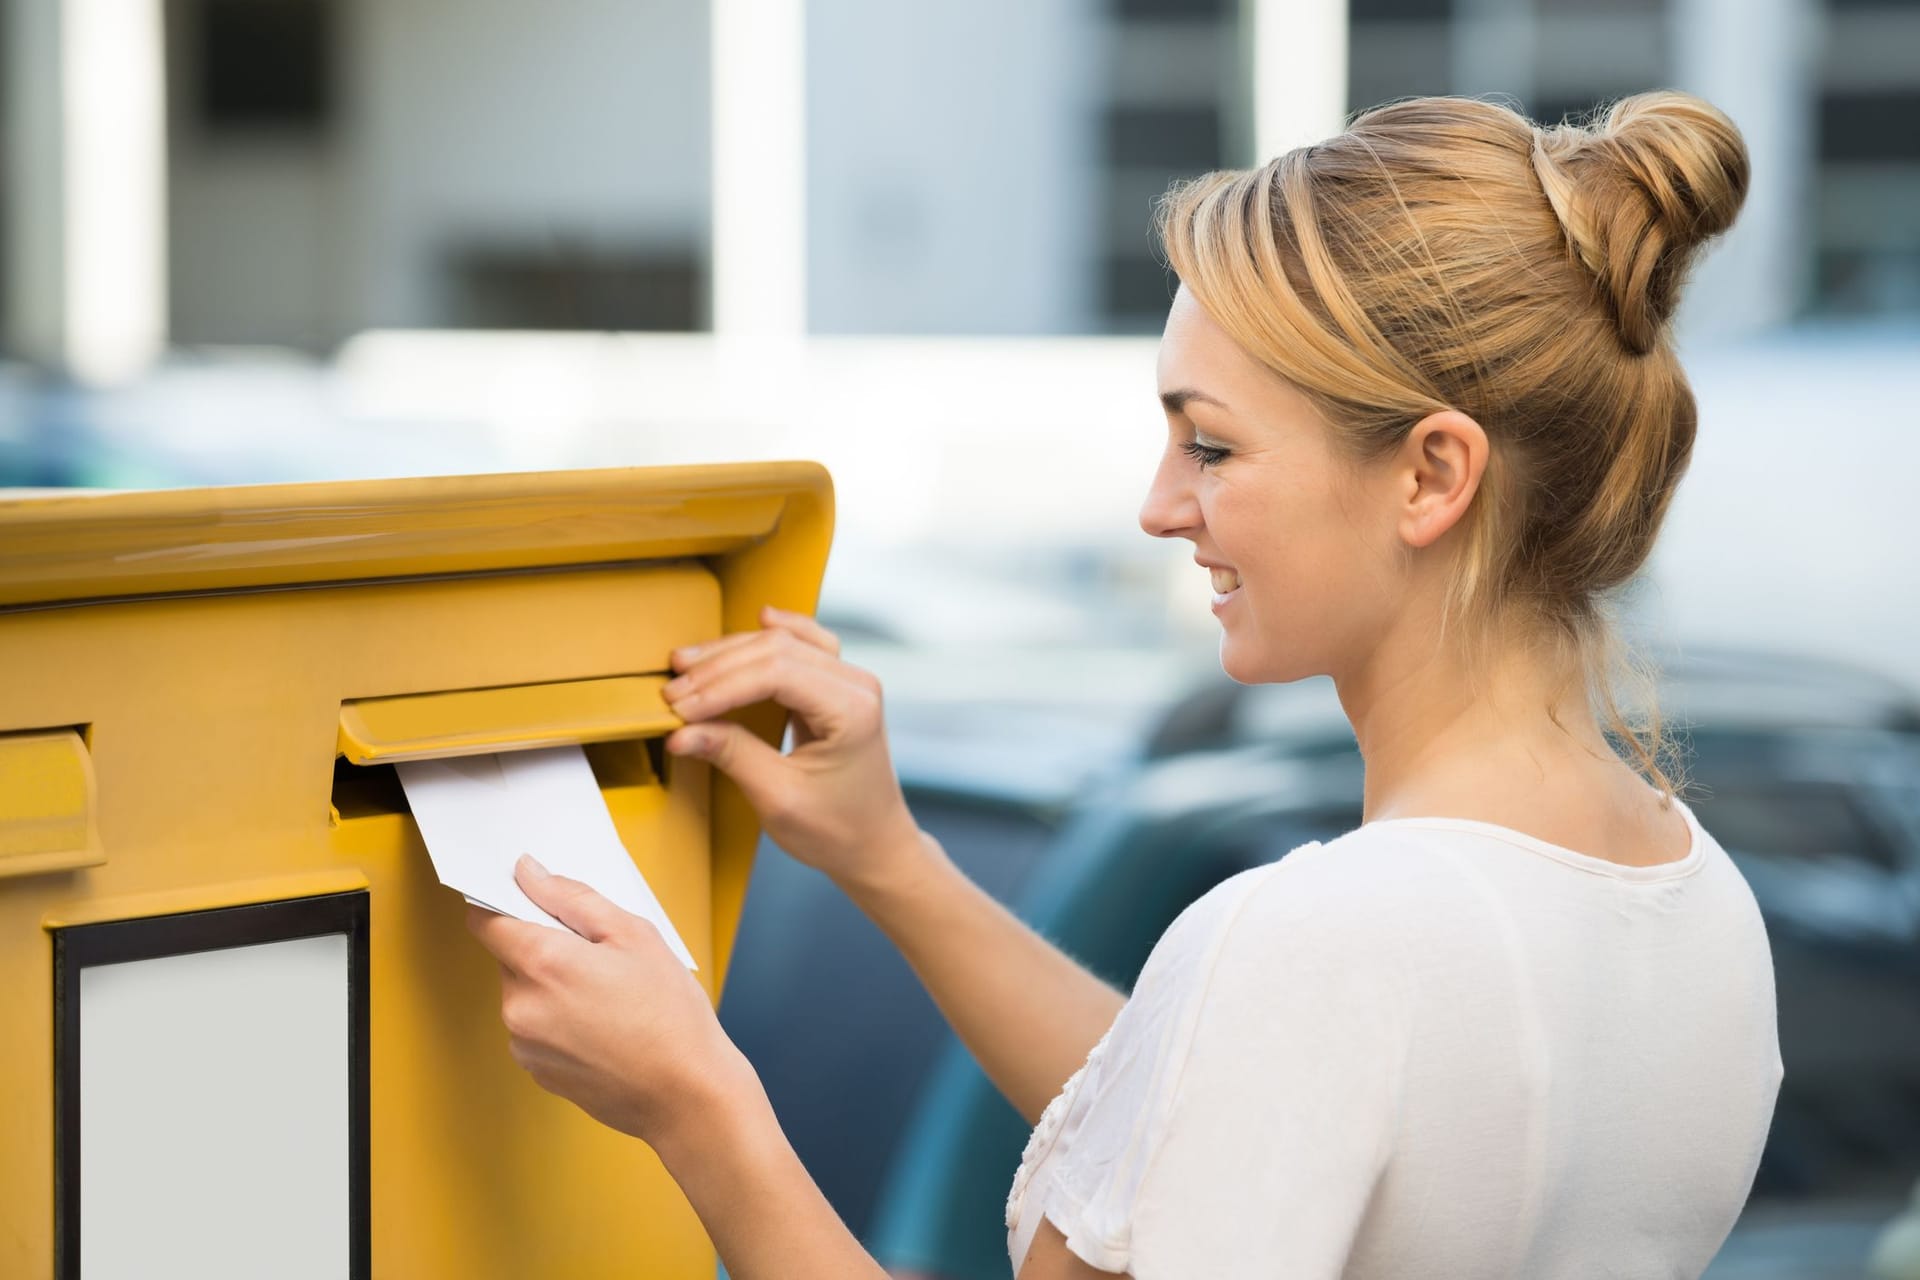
[{"x1": 717, "y1": 648, "x2": 1920, "y2": 1279}]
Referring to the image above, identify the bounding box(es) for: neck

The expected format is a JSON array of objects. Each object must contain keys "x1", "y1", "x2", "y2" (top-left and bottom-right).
[{"x1": 1337, "y1": 605, "x2": 1616, "y2": 823}]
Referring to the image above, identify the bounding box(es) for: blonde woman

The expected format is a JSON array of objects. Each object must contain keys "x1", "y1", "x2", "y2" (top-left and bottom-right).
[{"x1": 468, "y1": 90, "x2": 1784, "y2": 1279}]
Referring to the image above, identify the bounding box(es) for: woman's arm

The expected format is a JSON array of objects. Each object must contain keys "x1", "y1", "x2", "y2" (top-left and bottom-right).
[
  {"x1": 661, "y1": 608, "x2": 1126, "y2": 1124},
  {"x1": 839, "y1": 828, "x2": 1126, "y2": 1125},
  {"x1": 655, "y1": 1076, "x2": 1121, "y2": 1280},
  {"x1": 652, "y1": 1078, "x2": 892, "y2": 1280}
]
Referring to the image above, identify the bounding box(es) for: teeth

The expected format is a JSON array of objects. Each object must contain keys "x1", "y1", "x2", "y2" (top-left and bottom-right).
[{"x1": 1209, "y1": 567, "x2": 1241, "y2": 594}]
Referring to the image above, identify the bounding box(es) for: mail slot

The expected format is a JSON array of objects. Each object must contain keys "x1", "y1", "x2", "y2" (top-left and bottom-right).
[{"x1": 0, "y1": 462, "x2": 833, "y2": 1278}]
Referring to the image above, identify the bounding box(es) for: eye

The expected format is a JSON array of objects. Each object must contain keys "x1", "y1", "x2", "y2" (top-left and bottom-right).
[{"x1": 1180, "y1": 439, "x2": 1231, "y2": 469}]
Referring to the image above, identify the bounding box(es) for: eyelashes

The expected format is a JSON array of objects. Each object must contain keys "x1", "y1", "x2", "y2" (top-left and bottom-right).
[{"x1": 1180, "y1": 439, "x2": 1231, "y2": 468}]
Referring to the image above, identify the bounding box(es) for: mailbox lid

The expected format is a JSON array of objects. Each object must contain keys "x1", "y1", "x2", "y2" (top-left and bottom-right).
[
  {"x1": 0, "y1": 461, "x2": 832, "y2": 612},
  {"x1": 337, "y1": 675, "x2": 682, "y2": 765},
  {"x1": 0, "y1": 729, "x2": 103, "y2": 877}
]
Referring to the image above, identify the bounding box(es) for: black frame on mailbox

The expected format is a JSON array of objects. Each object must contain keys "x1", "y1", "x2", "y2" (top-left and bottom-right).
[{"x1": 52, "y1": 891, "x2": 371, "y2": 1279}]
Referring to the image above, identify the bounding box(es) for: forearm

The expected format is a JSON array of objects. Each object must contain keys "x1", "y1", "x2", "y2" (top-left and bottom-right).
[
  {"x1": 655, "y1": 1072, "x2": 888, "y2": 1280},
  {"x1": 838, "y1": 830, "x2": 1127, "y2": 1125}
]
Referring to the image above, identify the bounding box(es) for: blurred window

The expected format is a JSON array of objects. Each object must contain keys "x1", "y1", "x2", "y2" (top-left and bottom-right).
[
  {"x1": 1811, "y1": 5, "x2": 1920, "y2": 315},
  {"x1": 1115, "y1": 0, "x2": 1234, "y2": 17},
  {"x1": 1104, "y1": 105, "x2": 1226, "y2": 169},
  {"x1": 1819, "y1": 89, "x2": 1920, "y2": 162},
  {"x1": 1097, "y1": 2, "x2": 1247, "y2": 333},
  {"x1": 193, "y1": 0, "x2": 333, "y2": 136},
  {"x1": 444, "y1": 243, "x2": 701, "y2": 333},
  {"x1": 1351, "y1": 0, "x2": 1453, "y2": 19}
]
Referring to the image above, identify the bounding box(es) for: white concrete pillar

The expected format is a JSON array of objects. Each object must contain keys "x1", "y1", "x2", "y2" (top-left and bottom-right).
[
  {"x1": 711, "y1": 0, "x2": 808, "y2": 339},
  {"x1": 1673, "y1": 0, "x2": 1818, "y2": 341},
  {"x1": 1248, "y1": 0, "x2": 1350, "y2": 161}
]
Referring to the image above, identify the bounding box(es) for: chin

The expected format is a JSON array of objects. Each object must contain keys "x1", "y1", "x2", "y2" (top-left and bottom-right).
[
  {"x1": 1218, "y1": 632, "x2": 1281, "y2": 685},
  {"x1": 1219, "y1": 626, "x2": 1321, "y2": 686}
]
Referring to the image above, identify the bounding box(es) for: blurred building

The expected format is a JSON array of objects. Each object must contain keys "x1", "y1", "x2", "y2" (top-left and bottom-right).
[
  {"x1": 0, "y1": 0, "x2": 1914, "y2": 679},
  {"x1": 5, "y1": 0, "x2": 713, "y2": 361},
  {"x1": 6, "y1": 0, "x2": 1913, "y2": 372}
]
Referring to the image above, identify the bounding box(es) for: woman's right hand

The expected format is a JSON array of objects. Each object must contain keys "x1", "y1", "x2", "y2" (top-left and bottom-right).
[{"x1": 661, "y1": 605, "x2": 926, "y2": 892}]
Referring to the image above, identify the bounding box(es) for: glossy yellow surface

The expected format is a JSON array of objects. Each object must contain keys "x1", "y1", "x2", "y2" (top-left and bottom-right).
[
  {"x1": 0, "y1": 728, "x2": 103, "y2": 875},
  {"x1": 0, "y1": 462, "x2": 833, "y2": 1277},
  {"x1": 338, "y1": 673, "x2": 683, "y2": 765}
]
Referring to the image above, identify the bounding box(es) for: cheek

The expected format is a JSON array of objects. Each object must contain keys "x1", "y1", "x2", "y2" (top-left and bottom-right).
[
  {"x1": 1211, "y1": 482, "x2": 1356, "y2": 593},
  {"x1": 1212, "y1": 481, "x2": 1389, "y2": 679}
]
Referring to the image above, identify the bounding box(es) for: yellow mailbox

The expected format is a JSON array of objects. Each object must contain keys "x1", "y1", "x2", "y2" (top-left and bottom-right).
[{"x1": 0, "y1": 462, "x2": 833, "y2": 1278}]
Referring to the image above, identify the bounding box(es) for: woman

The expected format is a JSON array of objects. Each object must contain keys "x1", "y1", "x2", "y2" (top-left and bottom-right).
[{"x1": 468, "y1": 89, "x2": 1784, "y2": 1279}]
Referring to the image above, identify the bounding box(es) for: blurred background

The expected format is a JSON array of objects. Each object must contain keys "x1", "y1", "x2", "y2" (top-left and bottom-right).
[{"x1": 3, "y1": 0, "x2": 1917, "y2": 1276}]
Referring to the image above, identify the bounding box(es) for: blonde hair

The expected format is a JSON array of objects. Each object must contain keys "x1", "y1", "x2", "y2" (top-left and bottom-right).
[{"x1": 1155, "y1": 91, "x2": 1749, "y2": 798}]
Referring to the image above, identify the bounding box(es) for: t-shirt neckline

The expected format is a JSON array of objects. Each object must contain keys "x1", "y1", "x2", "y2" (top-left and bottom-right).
[{"x1": 1359, "y1": 795, "x2": 1707, "y2": 884}]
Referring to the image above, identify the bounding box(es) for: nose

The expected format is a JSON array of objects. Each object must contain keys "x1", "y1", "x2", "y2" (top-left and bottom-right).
[{"x1": 1138, "y1": 443, "x2": 1203, "y2": 541}]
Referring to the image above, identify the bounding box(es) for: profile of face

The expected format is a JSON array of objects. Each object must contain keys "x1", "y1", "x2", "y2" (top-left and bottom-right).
[{"x1": 1139, "y1": 287, "x2": 1487, "y2": 686}]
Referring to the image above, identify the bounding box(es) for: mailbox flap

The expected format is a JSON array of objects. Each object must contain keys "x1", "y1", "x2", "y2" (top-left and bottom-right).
[
  {"x1": 0, "y1": 728, "x2": 105, "y2": 876},
  {"x1": 338, "y1": 675, "x2": 682, "y2": 765}
]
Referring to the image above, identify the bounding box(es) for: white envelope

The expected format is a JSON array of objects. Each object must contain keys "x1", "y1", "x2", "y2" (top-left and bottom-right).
[{"x1": 396, "y1": 744, "x2": 697, "y2": 970}]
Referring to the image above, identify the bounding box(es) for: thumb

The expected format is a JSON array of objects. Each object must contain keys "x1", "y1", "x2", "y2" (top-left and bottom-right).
[
  {"x1": 515, "y1": 855, "x2": 627, "y2": 944},
  {"x1": 666, "y1": 722, "x2": 785, "y2": 798}
]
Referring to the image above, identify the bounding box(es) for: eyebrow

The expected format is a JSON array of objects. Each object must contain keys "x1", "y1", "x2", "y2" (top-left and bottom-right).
[{"x1": 1159, "y1": 387, "x2": 1230, "y2": 415}]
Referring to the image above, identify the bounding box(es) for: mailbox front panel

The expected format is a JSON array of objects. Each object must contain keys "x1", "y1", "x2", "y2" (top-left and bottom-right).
[{"x1": 5, "y1": 558, "x2": 723, "y2": 1276}]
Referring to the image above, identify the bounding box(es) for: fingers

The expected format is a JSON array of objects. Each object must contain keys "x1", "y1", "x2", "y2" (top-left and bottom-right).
[
  {"x1": 466, "y1": 901, "x2": 553, "y2": 973},
  {"x1": 667, "y1": 605, "x2": 840, "y2": 674},
  {"x1": 667, "y1": 627, "x2": 846, "y2": 704},
  {"x1": 669, "y1": 629, "x2": 760, "y2": 672},
  {"x1": 514, "y1": 855, "x2": 629, "y2": 945},
  {"x1": 664, "y1": 633, "x2": 876, "y2": 734},
  {"x1": 759, "y1": 605, "x2": 842, "y2": 656},
  {"x1": 664, "y1": 719, "x2": 786, "y2": 795}
]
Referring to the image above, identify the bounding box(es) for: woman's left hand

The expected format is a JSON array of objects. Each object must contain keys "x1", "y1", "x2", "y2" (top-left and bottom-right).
[{"x1": 465, "y1": 854, "x2": 760, "y2": 1150}]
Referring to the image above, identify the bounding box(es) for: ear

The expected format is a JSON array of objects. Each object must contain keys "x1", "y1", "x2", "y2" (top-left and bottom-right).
[{"x1": 1395, "y1": 409, "x2": 1488, "y2": 550}]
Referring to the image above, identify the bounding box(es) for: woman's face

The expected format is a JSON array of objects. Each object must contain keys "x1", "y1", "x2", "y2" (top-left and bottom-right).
[{"x1": 1140, "y1": 287, "x2": 1403, "y2": 685}]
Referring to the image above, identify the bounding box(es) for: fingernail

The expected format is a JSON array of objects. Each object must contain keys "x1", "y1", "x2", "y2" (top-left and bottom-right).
[
  {"x1": 671, "y1": 644, "x2": 701, "y2": 663},
  {"x1": 663, "y1": 675, "x2": 690, "y2": 697},
  {"x1": 517, "y1": 854, "x2": 550, "y2": 880},
  {"x1": 667, "y1": 729, "x2": 706, "y2": 756}
]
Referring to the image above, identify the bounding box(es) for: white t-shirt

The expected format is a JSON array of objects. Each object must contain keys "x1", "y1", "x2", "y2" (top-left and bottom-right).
[{"x1": 1005, "y1": 796, "x2": 1784, "y2": 1279}]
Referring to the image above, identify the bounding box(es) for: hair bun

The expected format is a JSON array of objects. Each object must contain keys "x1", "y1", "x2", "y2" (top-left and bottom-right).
[{"x1": 1530, "y1": 90, "x2": 1749, "y2": 353}]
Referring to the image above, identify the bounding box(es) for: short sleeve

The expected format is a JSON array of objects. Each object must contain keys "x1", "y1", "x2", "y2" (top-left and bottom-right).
[{"x1": 1037, "y1": 850, "x2": 1411, "y2": 1279}]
